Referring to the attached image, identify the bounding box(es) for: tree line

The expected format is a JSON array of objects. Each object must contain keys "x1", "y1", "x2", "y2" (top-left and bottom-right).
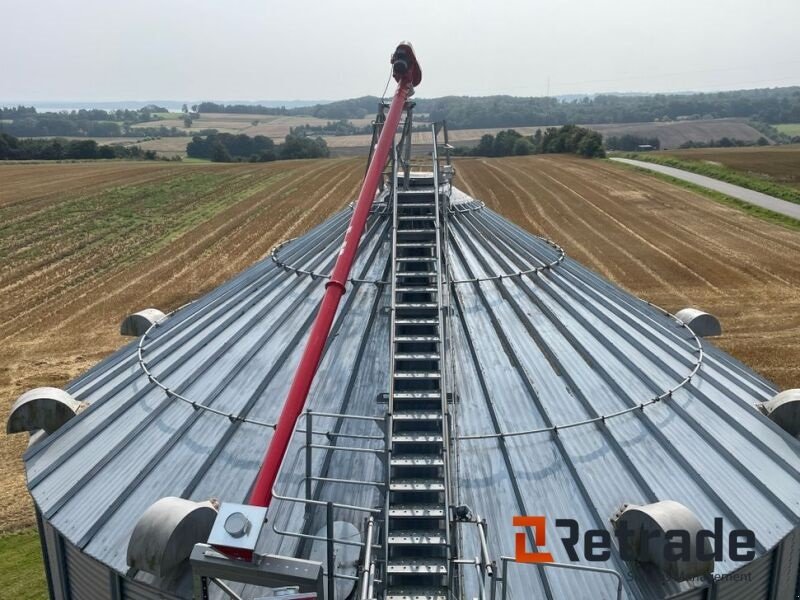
[
  {"x1": 0, "y1": 105, "x2": 183, "y2": 138},
  {"x1": 0, "y1": 133, "x2": 163, "y2": 160},
  {"x1": 207, "y1": 87, "x2": 800, "y2": 130},
  {"x1": 186, "y1": 132, "x2": 329, "y2": 162},
  {"x1": 455, "y1": 126, "x2": 605, "y2": 158}
]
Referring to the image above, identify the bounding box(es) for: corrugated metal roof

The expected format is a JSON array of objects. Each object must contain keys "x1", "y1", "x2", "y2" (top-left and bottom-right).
[{"x1": 22, "y1": 187, "x2": 800, "y2": 599}]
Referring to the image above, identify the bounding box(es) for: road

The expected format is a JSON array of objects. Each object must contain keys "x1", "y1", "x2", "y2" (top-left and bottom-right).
[{"x1": 611, "y1": 157, "x2": 800, "y2": 220}]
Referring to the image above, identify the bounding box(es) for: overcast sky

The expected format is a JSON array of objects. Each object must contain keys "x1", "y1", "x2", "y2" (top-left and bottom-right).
[{"x1": 3, "y1": 0, "x2": 799, "y2": 102}]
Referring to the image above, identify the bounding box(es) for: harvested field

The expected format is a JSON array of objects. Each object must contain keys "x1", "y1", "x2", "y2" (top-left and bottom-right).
[
  {"x1": 653, "y1": 144, "x2": 800, "y2": 189},
  {"x1": 323, "y1": 118, "x2": 764, "y2": 150},
  {"x1": 456, "y1": 155, "x2": 800, "y2": 390},
  {"x1": 133, "y1": 113, "x2": 374, "y2": 138},
  {"x1": 0, "y1": 158, "x2": 364, "y2": 533}
]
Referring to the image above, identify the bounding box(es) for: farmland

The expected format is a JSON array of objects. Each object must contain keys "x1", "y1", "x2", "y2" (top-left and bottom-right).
[
  {"x1": 650, "y1": 144, "x2": 800, "y2": 190},
  {"x1": 322, "y1": 118, "x2": 765, "y2": 152},
  {"x1": 0, "y1": 158, "x2": 365, "y2": 534},
  {"x1": 455, "y1": 155, "x2": 800, "y2": 391},
  {"x1": 2, "y1": 153, "x2": 800, "y2": 539}
]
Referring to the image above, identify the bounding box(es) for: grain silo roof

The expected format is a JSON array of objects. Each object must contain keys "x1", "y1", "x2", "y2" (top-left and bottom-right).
[{"x1": 22, "y1": 188, "x2": 800, "y2": 599}]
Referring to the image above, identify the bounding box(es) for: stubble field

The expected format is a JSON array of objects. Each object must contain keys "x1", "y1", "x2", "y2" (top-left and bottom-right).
[
  {"x1": 0, "y1": 158, "x2": 365, "y2": 533},
  {"x1": 2, "y1": 154, "x2": 800, "y2": 538}
]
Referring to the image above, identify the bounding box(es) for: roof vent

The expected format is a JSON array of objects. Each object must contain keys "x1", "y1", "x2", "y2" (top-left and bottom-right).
[
  {"x1": 759, "y1": 389, "x2": 800, "y2": 436},
  {"x1": 675, "y1": 308, "x2": 721, "y2": 337},
  {"x1": 6, "y1": 387, "x2": 83, "y2": 435},
  {"x1": 127, "y1": 497, "x2": 218, "y2": 578},
  {"x1": 120, "y1": 308, "x2": 166, "y2": 337},
  {"x1": 611, "y1": 500, "x2": 714, "y2": 581}
]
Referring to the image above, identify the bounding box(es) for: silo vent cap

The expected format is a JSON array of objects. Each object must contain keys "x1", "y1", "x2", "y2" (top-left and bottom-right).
[
  {"x1": 759, "y1": 389, "x2": 800, "y2": 436},
  {"x1": 6, "y1": 387, "x2": 84, "y2": 435},
  {"x1": 127, "y1": 496, "x2": 218, "y2": 578},
  {"x1": 611, "y1": 500, "x2": 714, "y2": 581},
  {"x1": 120, "y1": 308, "x2": 167, "y2": 337},
  {"x1": 675, "y1": 308, "x2": 721, "y2": 337}
]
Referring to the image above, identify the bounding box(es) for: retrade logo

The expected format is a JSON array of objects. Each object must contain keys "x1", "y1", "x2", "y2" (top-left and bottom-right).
[{"x1": 514, "y1": 516, "x2": 756, "y2": 563}]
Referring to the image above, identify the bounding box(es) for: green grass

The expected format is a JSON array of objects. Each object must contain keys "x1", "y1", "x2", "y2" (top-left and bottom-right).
[
  {"x1": 619, "y1": 152, "x2": 800, "y2": 205},
  {"x1": 0, "y1": 529, "x2": 48, "y2": 599},
  {"x1": 775, "y1": 123, "x2": 800, "y2": 136},
  {"x1": 609, "y1": 159, "x2": 800, "y2": 232}
]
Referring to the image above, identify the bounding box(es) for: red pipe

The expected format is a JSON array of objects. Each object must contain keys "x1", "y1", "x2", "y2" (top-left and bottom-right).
[{"x1": 249, "y1": 44, "x2": 421, "y2": 508}]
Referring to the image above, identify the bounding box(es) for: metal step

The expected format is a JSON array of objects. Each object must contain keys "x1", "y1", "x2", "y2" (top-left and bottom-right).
[
  {"x1": 396, "y1": 257, "x2": 436, "y2": 262},
  {"x1": 388, "y1": 531, "x2": 447, "y2": 545},
  {"x1": 395, "y1": 286, "x2": 437, "y2": 292},
  {"x1": 394, "y1": 371, "x2": 441, "y2": 379},
  {"x1": 394, "y1": 319, "x2": 439, "y2": 326},
  {"x1": 388, "y1": 504, "x2": 446, "y2": 518},
  {"x1": 396, "y1": 243, "x2": 436, "y2": 248},
  {"x1": 394, "y1": 303, "x2": 438, "y2": 310},
  {"x1": 385, "y1": 588, "x2": 447, "y2": 600},
  {"x1": 389, "y1": 479, "x2": 445, "y2": 492},
  {"x1": 394, "y1": 353, "x2": 440, "y2": 360},
  {"x1": 397, "y1": 202, "x2": 435, "y2": 209},
  {"x1": 393, "y1": 392, "x2": 442, "y2": 400},
  {"x1": 398, "y1": 215, "x2": 436, "y2": 221},
  {"x1": 391, "y1": 454, "x2": 444, "y2": 466},
  {"x1": 387, "y1": 559, "x2": 448, "y2": 575},
  {"x1": 391, "y1": 433, "x2": 443, "y2": 444},
  {"x1": 395, "y1": 336, "x2": 440, "y2": 342}
]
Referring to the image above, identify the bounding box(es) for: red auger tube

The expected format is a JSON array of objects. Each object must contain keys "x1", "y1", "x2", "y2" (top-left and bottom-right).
[{"x1": 248, "y1": 43, "x2": 421, "y2": 508}]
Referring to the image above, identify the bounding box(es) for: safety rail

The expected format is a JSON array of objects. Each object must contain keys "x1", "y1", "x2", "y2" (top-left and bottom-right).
[
  {"x1": 492, "y1": 557, "x2": 624, "y2": 600},
  {"x1": 432, "y1": 123, "x2": 457, "y2": 593},
  {"x1": 268, "y1": 408, "x2": 388, "y2": 600},
  {"x1": 452, "y1": 515, "x2": 494, "y2": 600}
]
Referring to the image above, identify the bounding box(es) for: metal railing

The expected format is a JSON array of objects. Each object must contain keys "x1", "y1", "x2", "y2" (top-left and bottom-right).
[{"x1": 268, "y1": 409, "x2": 387, "y2": 600}]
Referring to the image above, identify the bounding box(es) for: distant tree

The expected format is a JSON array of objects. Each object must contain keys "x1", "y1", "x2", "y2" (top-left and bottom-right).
[
  {"x1": 757, "y1": 136, "x2": 769, "y2": 146},
  {"x1": 513, "y1": 138, "x2": 535, "y2": 155},
  {"x1": 211, "y1": 141, "x2": 231, "y2": 162},
  {"x1": 181, "y1": 104, "x2": 189, "y2": 113},
  {"x1": 184, "y1": 116, "x2": 193, "y2": 128}
]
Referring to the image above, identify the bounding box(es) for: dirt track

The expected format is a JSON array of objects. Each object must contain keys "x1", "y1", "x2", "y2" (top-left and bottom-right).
[
  {"x1": 456, "y1": 155, "x2": 800, "y2": 389},
  {"x1": 0, "y1": 159, "x2": 363, "y2": 533}
]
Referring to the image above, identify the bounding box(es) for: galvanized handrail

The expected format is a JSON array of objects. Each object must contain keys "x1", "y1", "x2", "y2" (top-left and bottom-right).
[{"x1": 495, "y1": 556, "x2": 624, "y2": 600}]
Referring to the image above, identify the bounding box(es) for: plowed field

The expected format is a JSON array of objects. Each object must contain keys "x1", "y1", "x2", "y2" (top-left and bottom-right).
[
  {"x1": 456, "y1": 155, "x2": 800, "y2": 388},
  {"x1": 0, "y1": 158, "x2": 363, "y2": 532}
]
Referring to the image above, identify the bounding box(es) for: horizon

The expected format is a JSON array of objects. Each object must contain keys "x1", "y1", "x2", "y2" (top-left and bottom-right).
[{"x1": 4, "y1": 84, "x2": 800, "y2": 111}]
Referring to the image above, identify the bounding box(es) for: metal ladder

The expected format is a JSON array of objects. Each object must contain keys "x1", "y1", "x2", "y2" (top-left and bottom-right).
[{"x1": 383, "y1": 149, "x2": 451, "y2": 600}]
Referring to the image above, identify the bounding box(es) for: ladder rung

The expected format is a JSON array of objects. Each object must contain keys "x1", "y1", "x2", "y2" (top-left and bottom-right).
[
  {"x1": 395, "y1": 303, "x2": 438, "y2": 310},
  {"x1": 389, "y1": 504, "x2": 446, "y2": 518},
  {"x1": 396, "y1": 257, "x2": 436, "y2": 262},
  {"x1": 397, "y1": 202, "x2": 435, "y2": 208},
  {"x1": 396, "y1": 272, "x2": 438, "y2": 278},
  {"x1": 394, "y1": 371, "x2": 441, "y2": 379},
  {"x1": 390, "y1": 479, "x2": 445, "y2": 492},
  {"x1": 396, "y1": 286, "x2": 437, "y2": 292},
  {"x1": 392, "y1": 433, "x2": 443, "y2": 443},
  {"x1": 386, "y1": 589, "x2": 447, "y2": 600},
  {"x1": 387, "y1": 559, "x2": 448, "y2": 574},
  {"x1": 395, "y1": 319, "x2": 439, "y2": 325},
  {"x1": 393, "y1": 392, "x2": 442, "y2": 399},
  {"x1": 395, "y1": 336, "x2": 440, "y2": 342},
  {"x1": 398, "y1": 215, "x2": 436, "y2": 221},
  {"x1": 395, "y1": 353, "x2": 440, "y2": 360},
  {"x1": 391, "y1": 454, "x2": 444, "y2": 465},
  {"x1": 397, "y1": 229, "x2": 436, "y2": 234},
  {"x1": 396, "y1": 243, "x2": 436, "y2": 248},
  {"x1": 388, "y1": 531, "x2": 447, "y2": 545}
]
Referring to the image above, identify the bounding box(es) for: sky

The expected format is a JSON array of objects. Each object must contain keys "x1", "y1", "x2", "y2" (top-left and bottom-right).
[{"x1": 2, "y1": 0, "x2": 800, "y2": 102}]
